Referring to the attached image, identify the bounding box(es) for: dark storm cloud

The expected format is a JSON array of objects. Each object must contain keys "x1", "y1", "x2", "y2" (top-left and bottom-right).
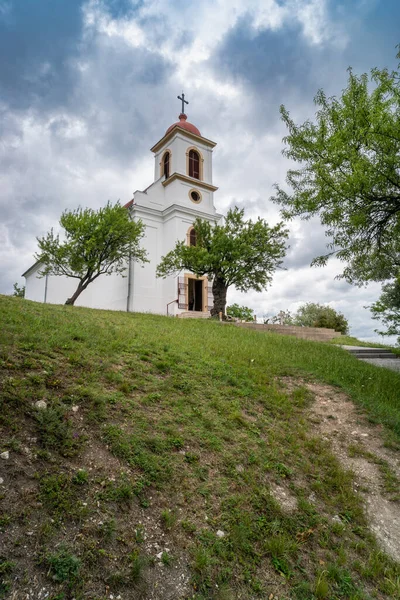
[
  {"x1": 56, "y1": 36, "x2": 174, "y2": 166},
  {"x1": 0, "y1": 0, "x2": 85, "y2": 110},
  {"x1": 210, "y1": 16, "x2": 334, "y2": 132},
  {"x1": 214, "y1": 17, "x2": 315, "y2": 90},
  {"x1": 0, "y1": 1, "x2": 175, "y2": 295},
  {"x1": 209, "y1": 1, "x2": 399, "y2": 136}
]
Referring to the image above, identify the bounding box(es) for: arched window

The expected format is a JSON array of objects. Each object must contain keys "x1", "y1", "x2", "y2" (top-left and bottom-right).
[
  {"x1": 163, "y1": 152, "x2": 170, "y2": 178},
  {"x1": 188, "y1": 150, "x2": 200, "y2": 179},
  {"x1": 189, "y1": 227, "x2": 197, "y2": 247}
]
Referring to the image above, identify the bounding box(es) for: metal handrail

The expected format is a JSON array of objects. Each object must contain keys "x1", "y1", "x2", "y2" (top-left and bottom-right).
[{"x1": 167, "y1": 298, "x2": 178, "y2": 316}]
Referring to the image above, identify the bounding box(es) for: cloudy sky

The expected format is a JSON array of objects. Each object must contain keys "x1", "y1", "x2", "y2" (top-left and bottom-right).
[{"x1": 1, "y1": 0, "x2": 399, "y2": 342}]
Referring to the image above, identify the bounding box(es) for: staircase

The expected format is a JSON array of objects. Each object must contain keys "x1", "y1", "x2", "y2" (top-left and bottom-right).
[
  {"x1": 236, "y1": 323, "x2": 342, "y2": 341},
  {"x1": 178, "y1": 311, "x2": 210, "y2": 319},
  {"x1": 342, "y1": 346, "x2": 400, "y2": 360}
]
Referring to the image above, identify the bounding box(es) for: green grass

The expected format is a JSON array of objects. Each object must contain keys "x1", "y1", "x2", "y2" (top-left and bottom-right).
[
  {"x1": 329, "y1": 335, "x2": 400, "y2": 354},
  {"x1": 0, "y1": 295, "x2": 399, "y2": 599}
]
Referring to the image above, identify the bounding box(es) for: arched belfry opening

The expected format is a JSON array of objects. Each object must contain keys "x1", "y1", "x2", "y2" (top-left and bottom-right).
[
  {"x1": 188, "y1": 227, "x2": 197, "y2": 247},
  {"x1": 162, "y1": 151, "x2": 170, "y2": 179},
  {"x1": 188, "y1": 149, "x2": 200, "y2": 179}
]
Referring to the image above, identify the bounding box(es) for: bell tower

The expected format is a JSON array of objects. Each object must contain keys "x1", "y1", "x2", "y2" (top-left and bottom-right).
[
  {"x1": 128, "y1": 94, "x2": 222, "y2": 316},
  {"x1": 148, "y1": 94, "x2": 218, "y2": 214}
]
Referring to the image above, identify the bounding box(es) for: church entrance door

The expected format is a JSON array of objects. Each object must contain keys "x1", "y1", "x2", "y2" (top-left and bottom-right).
[{"x1": 188, "y1": 278, "x2": 203, "y2": 311}]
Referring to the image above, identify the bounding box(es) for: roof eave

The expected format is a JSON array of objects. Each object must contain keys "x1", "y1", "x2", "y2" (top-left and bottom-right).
[
  {"x1": 150, "y1": 126, "x2": 217, "y2": 153},
  {"x1": 22, "y1": 260, "x2": 42, "y2": 278}
]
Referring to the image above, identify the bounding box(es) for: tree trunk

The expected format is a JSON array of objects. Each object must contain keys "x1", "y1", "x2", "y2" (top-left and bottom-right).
[
  {"x1": 211, "y1": 276, "x2": 228, "y2": 318},
  {"x1": 65, "y1": 281, "x2": 87, "y2": 306}
]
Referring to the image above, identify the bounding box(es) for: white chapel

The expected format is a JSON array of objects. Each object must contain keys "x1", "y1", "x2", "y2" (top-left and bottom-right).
[{"x1": 23, "y1": 97, "x2": 222, "y2": 316}]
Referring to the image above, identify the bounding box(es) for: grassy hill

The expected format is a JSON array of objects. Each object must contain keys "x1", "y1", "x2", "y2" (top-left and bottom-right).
[{"x1": 1, "y1": 295, "x2": 399, "y2": 599}]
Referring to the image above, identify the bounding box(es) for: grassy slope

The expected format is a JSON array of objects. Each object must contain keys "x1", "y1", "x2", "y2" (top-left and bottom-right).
[
  {"x1": 1, "y1": 295, "x2": 400, "y2": 600},
  {"x1": 328, "y1": 335, "x2": 400, "y2": 354}
]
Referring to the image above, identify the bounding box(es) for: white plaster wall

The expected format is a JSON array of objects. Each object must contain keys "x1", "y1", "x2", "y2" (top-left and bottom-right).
[
  {"x1": 27, "y1": 270, "x2": 127, "y2": 311},
  {"x1": 45, "y1": 275, "x2": 77, "y2": 305},
  {"x1": 25, "y1": 265, "x2": 46, "y2": 302},
  {"x1": 75, "y1": 271, "x2": 128, "y2": 311},
  {"x1": 164, "y1": 179, "x2": 215, "y2": 215},
  {"x1": 130, "y1": 214, "x2": 165, "y2": 314}
]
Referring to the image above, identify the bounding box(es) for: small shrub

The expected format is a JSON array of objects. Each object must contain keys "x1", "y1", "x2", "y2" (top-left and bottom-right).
[
  {"x1": 315, "y1": 573, "x2": 330, "y2": 598},
  {"x1": 0, "y1": 515, "x2": 11, "y2": 528},
  {"x1": 72, "y1": 469, "x2": 88, "y2": 485},
  {"x1": 181, "y1": 520, "x2": 196, "y2": 534},
  {"x1": 264, "y1": 534, "x2": 297, "y2": 577},
  {"x1": 39, "y1": 473, "x2": 77, "y2": 517},
  {"x1": 100, "y1": 475, "x2": 135, "y2": 506},
  {"x1": 0, "y1": 558, "x2": 14, "y2": 597},
  {"x1": 161, "y1": 509, "x2": 177, "y2": 530},
  {"x1": 35, "y1": 403, "x2": 82, "y2": 456},
  {"x1": 161, "y1": 551, "x2": 172, "y2": 566},
  {"x1": 134, "y1": 525, "x2": 145, "y2": 544},
  {"x1": 129, "y1": 550, "x2": 147, "y2": 582},
  {"x1": 293, "y1": 302, "x2": 349, "y2": 334},
  {"x1": 184, "y1": 452, "x2": 199, "y2": 464},
  {"x1": 118, "y1": 381, "x2": 133, "y2": 395},
  {"x1": 226, "y1": 304, "x2": 254, "y2": 321},
  {"x1": 99, "y1": 519, "x2": 116, "y2": 541},
  {"x1": 47, "y1": 545, "x2": 81, "y2": 584},
  {"x1": 191, "y1": 546, "x2": 213, "y2": 590}
]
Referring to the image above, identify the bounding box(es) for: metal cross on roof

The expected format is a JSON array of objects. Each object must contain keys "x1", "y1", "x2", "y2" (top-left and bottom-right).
[{"x1": 178, "y1": 92, "x2": 188, "y2": 114}]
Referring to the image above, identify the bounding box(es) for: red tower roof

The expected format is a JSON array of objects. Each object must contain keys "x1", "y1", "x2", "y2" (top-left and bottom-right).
[{"x1": 166, "y1": 113, "x2": 201, "y2": 137}]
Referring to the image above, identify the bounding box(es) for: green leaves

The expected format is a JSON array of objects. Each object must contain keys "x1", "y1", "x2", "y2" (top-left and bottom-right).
[
  {"x1": 293, "y1": 302, "x2": 349, "y2": 334},
  {"x1": 156, "y1": 207, "x2": 288, "y2": 314},
  {"x1": 226, "y1": 304, "x2": 255, "y2": 321},
  {"x1": 370, "y1": 277, "x2": 400, "y2": 343},
  {"x1": 36, "y1": 201, "x2": 148, "y2": 304},
  {"x1": 273, "y1": 49, "x2": 400, "y2": 285}
]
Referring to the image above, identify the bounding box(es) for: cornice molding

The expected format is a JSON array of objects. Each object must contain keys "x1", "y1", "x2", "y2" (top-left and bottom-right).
[
  {"x1": 162, "y1": 172, "x2": 218, "y2": 192},
  {"x1": 131, "y1": 203, "x2": 222, "y2": 223},
  {"x1": 150, "y1": 127, "x2": 216, "y2": 154}
]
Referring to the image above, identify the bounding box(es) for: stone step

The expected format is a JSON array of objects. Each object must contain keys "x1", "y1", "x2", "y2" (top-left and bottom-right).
[
  {"x1": 347, "y1": 348, "x2": 399, "y2": 360},
  {"x1": 178, "y1": 311, "x2": 210, "y2": 319},
  {"x1": 237, "y1": 323, "x2": 341, "y2": 341},
  {"x1": 264, "y1": 325, "x2": 341, "y2": 335}
]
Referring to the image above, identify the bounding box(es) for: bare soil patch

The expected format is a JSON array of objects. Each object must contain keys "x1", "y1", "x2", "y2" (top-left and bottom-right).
[{"x1": 304, "y1": 381, "x2": 400, "y2": 562}]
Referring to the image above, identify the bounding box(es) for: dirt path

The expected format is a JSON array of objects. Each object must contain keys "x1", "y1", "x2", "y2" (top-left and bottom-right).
[{"x1": 306, "y1": 382, "x2": 400, "y2": 562}]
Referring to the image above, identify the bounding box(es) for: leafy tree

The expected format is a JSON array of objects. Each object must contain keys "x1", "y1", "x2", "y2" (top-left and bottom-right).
[
  {"x1": 263, "y1": 310, "x2": 293, "y2": 324},
  {"x1": 36, "y1": 202, "x2": 147, "y2": 306},
  {"x1": 156, "y1": 207, "x2": 288, "y2": 317},
  {"x1": 226, "y1": 303, "x2": 255, "y2": 321},
  {"x1": 13, "y1": 282, "x2": 25, "y2": 298},
  {"x1": 273, "y1": 310, "x2": 294, "y2": 325},
  {"x1": 293, "y1": 302, "x2": 349, "y2": 334},
  {"x1": 272, "y1": 49, "x2": 400, "y2": 285},
  {"x1": 370, "y1": 278, "x2": 400, "y2": 344}
]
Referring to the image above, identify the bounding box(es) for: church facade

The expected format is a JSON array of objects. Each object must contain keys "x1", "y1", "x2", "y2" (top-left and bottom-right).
[{"x1": 23, "y1": 105, "x2": 222, "y2": 316}]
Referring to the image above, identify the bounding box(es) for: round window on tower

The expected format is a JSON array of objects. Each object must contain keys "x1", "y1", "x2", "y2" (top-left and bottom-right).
[{"x1": 189, "y1": 189, "x2": 202, "y2": 204}]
